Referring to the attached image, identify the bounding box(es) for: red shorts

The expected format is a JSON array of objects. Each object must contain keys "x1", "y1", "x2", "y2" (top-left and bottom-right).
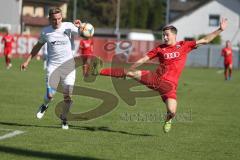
[
  {"x1": 224, "y1": 62, "x2": 232, "y2": 68},
  {"x1": 139, "y1": 70, "x2": 177, "y2": 102},
  {"x1": 81, "y1": 54, "x2": 93, "y2": 65},
  {"x1": 82, "y1": 54, "x2": 93, "y2": 59},
  {"x1": 4, "y1": 48, "x2": 12, "y2": 55}
]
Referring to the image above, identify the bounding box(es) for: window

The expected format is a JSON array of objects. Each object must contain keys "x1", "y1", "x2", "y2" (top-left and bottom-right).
[{"x1": 209, "y1": 15, "x2": 220, "y2": 27}]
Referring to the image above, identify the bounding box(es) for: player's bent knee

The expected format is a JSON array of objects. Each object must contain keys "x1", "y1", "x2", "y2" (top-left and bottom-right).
[
  {"x1": 127, "y1": 70, "x2": 141, "y2": 79},
  {"x1": 63, "y1": 95, "x2": 72, "y2": 103},
  {"x1": 47, "y1": 94, "x2": 53, "y2": 100}
]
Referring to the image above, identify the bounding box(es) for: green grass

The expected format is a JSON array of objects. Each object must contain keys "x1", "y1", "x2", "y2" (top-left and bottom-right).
[{"x1": 0, "y1": 58, "x2": 240, "y2": 160}]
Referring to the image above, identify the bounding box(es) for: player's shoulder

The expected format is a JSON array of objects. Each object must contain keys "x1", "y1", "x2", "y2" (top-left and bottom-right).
[
  {"x1": 62, "y1": 22, "x2": 75, "y2": 28},
  {"x1": 158, "y1": 44, "x2": 167, "y2": 48},
  {"x1": 179, "y1": 40, "x2": 191, "y2": 45},
  {"x1": 179, "y1": 40, "x2": 196, "y2": 47},
  {"x1": 41, "y1": 25, "x2": 53, "y2": 34}
]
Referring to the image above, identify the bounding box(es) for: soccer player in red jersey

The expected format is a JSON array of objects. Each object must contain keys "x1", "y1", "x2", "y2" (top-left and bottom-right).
[
  {"x1": 100, "y1": 18, "x2": 228, "y2": 133},
  {"x1": 1, "y1": 30, "x2": 14, "y2": 69},
  {"x1": 221, "y1": 40, "x2": 233, "y2": 80},
  {"x1": 79, "y1": 37, "x2": 93, "y2": 77}
]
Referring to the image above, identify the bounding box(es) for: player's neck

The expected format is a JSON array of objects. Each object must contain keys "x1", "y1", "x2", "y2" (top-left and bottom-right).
[
  {"x1": 166, "y1": 41, "x2": 177, "y2": 47},
  {"x1": 51, "y1": 22, "x2": 62, "y2": 30}
]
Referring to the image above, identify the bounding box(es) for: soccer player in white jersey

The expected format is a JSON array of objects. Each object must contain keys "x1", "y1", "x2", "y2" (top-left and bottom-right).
[{"x1": 20, "y1": 8, "x2": 83, "y2": 130}]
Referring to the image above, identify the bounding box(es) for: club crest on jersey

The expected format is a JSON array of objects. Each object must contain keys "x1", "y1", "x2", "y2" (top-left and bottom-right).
[
  {"x1": 176, "y1": 45, "x2": 181, "y2": 49},
  {"x1": 163, "y1": 52, "x2": 180, "y2": 59}
]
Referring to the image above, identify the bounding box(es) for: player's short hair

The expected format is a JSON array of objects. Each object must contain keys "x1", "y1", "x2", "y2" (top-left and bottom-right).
[
  {"x1": 162, "y1": 25, "x2": 178, "y2": 34},
  {"x1": 48, "y1": 7, "x2": 62, "y2": 17}
]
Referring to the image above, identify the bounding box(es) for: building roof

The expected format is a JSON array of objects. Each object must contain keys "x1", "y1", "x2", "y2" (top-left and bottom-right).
[
  {"x1": 23, "y1": 0, "x2": 69, "y2": 5},
  {"x1": 22, "y1": 15, "x2": 48, "y2": 26},
  {"x1": 170, "y1": 0, "x2": 204, "y2": 12},
  {"x1": 170, "y1": 0, "x2": 211, "y2": 23},
  {"x1": 170, "y1": 0, "x2": 240, "y2": 23},
  {"x1": 216, "y1": 0, "x2": 240, "y2": 15}
]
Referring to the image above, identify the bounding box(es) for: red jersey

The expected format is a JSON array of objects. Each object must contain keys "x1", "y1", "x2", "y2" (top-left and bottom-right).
[
  {"x1": 1, "y1": 34, "x2": 14, "y2": 49},
  {"x1": 146, "y1": 41, "x2": 196, "y2": 85},
  {"x1": 80, "y1": 39, "x2": 93, "y2": 55},
  {"x1": 221, "y1": 47, "x2": 232, "y2": 64}
]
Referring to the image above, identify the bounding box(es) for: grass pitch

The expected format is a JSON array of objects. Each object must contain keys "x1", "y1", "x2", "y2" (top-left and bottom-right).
[{"x1": 0, "y1": 58, "x2": 240, "y2": 160}]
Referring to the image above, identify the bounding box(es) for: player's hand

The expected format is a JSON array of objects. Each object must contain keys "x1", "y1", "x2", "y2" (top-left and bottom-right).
[
  {"x1": 220, "y1": 18, "x2": 228, "y2": 31},
  {"x1": 74, "y1": 19, "x2": 82, "y2": 28},
  {"x1": 20, "y1": 62, "x2": 28, "y2": 71}
]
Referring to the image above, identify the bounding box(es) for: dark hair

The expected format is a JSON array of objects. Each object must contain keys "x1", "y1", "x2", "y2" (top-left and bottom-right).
[
  {"x1": 162, "y1": 25, "x2": 178, "y2": 34},
  {"x1": 48, "y1": 7, "x2": 62, "y2": 17}
]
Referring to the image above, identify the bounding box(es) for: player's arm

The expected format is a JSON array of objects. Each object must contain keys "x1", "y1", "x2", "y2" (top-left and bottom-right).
[
  {"x1": 221, "y1": 49, "x2": 224, "y2": 56},
  {"x1": 11, "y1": 36, "x2": 14, "y2": 42},
  {"x1": 196, "y1": 18, "x2": 227, "y2": 46},
  {"x1": 1, "y1": 37, "x2": 5, "y2": 44},
  {"x1": 128, "y1": 55, "x2": 150, "y2": 71},
  {"x1": 73, "y1": 19, "x2": 84, "y2": 36},
  {"x1": 91, "y1": 40, "x2": 94, "y2": 52},
  {"x1": 20, "y1": 42, "x2": 44, "y2": 70}
]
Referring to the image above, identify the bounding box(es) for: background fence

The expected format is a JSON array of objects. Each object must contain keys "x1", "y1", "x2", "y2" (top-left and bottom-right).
[{"x1": 1, "y1": 34, "x2": 239, "y2": 68}]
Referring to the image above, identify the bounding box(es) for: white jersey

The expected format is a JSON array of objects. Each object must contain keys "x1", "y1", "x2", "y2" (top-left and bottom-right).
[{"x1": 38, "y1": 22, "x2": 79, "y2": 66}]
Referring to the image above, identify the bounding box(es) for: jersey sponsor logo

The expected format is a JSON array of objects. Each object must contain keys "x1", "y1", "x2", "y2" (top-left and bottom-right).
[
  {"x1": 50, "y1": 40, "x2": 68, "y2": 46},
  {"x1": 163, "y1": 52, "x2": 180, "y2": 59}
]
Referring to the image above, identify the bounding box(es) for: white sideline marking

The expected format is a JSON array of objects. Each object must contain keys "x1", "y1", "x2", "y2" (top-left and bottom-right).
[
  {"x1": 0, "y1": 130, "x2": 25, "y2": 141},
  {"x1": 216, "y1": 70, "x2": 224, "y2": 74}
]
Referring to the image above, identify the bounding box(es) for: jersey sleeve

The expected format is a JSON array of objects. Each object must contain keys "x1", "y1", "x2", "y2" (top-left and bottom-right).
[
  {"x1": 183, "y1": 41, "x2": 197, "y2": 54},
  {"x1": 38, "y1": 31, "x2": 47, "y2": 44},
  {"x1": 80, "y1": 40, "x2": 84, "y2": 48},
  {"x1": 11, "y1": 36, "x2": 14, "y2": 42},
  {"x1": 185, "y1": 41, "x2": 197, "y2": 50},
  {"x1": 221, "y1": 49, "x2": 225, "y2": 56},
  {"x1": 146, "y1": 47, "x2": 160, "y2": 60},
  {"x1": 1, "y1": 37, "x2": 4, "y2": 43},
  {"x1": 67, "y1": 22, "x2": 80, "y2": 36}
]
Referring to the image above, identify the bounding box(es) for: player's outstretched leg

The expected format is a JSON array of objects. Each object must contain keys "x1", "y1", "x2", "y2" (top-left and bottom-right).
[
  {"x1": 100, "y1": 67, "x2": 142, "y2": 80},
  {"x1": 36, "y1": 89, "x2": 55, "y2": 119},
  {"x1": 100, "y1": 68, "x2": 126, "y2": 78},
  {"x1": 163, "y1": 98, "x2": 177, "y2": 133}
]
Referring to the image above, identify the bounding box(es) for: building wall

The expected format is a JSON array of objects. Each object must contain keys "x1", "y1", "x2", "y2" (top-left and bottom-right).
[
  {"x1": 170, "y1": 0, "x2": 240, "y2": 46},
  {"x1": 0, "y1": 0, "x2": 22, "y2": 34},
  {"x1": 22, "y1": 3, "x2": 67, "y2": 18}
]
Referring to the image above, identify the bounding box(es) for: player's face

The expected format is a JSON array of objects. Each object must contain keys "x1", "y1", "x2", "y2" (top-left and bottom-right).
[
  {"x1": 226, "y1": 41, "x2": 231, "y2": 48},
  {"x1": 163, "y1": 30, "x2": 176, "y2": 46},
  {"x1": 49, "y1": 13, "x2": 63, "y2": 29}
]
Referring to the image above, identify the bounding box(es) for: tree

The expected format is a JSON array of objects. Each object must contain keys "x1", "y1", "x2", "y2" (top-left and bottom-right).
[{"x1": 67, "y1": 0, "x2": 165, "y2": 30}]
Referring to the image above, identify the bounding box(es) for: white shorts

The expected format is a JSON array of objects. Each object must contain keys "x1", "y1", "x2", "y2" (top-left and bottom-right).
[{"x1": 46, "y1": 63, "x2": 76, "y2": 95}]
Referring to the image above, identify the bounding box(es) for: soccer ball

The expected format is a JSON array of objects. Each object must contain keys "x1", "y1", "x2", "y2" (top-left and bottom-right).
[{"x1": 81, "y1": 23, "x2": 94, "y2": 38}]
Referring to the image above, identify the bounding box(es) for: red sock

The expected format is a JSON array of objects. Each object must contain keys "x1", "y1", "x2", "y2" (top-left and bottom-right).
[{"x1": 100, "y1": 68, "x2": 125, "y2": 78}]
